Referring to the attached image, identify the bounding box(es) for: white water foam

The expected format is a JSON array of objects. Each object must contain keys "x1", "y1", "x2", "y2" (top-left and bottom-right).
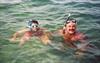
[
  {"x1": 50, "y1": 0, "x2": 72, "y2": 4},
  {"x1": 0, "y1": 0, "x2": 24, "y2": 4},
  {"x1": 50, "y1": 0, "x2": 98, "y2": 4}
]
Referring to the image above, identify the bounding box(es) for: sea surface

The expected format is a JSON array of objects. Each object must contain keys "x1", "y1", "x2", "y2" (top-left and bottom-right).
[{"x1": 0, "y1": 0, "x2": 100, "y2": 63}]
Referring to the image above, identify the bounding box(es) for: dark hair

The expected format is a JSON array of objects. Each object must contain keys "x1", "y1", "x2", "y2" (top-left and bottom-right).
[{"x1": 31, "y1": 20, "x2": 39, "y2": 24}]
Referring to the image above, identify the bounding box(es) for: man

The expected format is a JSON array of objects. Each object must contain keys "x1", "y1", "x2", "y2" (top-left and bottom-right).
[
  {"x1": 10, "y1": 20, "x2": 51, "y2": 47},
  {"x1": 58, "y1": 18, "x2": 89, "y2": 51}
]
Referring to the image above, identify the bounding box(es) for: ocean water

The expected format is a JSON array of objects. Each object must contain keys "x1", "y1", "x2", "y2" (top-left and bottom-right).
[{"x1": 0, "y1": 0, "x2": 100, "y2": 63}]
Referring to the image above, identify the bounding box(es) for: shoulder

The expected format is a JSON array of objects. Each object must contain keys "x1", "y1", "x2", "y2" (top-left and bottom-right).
[{"x1": 38, "y1": 27, "x2": 50, "y2": 33}]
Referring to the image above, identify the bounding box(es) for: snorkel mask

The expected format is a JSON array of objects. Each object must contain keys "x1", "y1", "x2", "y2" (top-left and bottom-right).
[
  {"x1": 64, "y1": 14, "x2": 77, "y2": 26},
  {"x1": 66, "y1": 19, "x2": 77, "y2": 24}
]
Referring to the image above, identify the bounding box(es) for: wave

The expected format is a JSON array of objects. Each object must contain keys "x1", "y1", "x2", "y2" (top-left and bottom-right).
[
  {"x1": 50, "y1": 0, "x2": 72, "y2": 4},
  {"x1": 50, "y1": 0, "x2": 100, "y2": 4},
  {"x1": 0, "y1": 0, "x2": 30, "y2": 4}
]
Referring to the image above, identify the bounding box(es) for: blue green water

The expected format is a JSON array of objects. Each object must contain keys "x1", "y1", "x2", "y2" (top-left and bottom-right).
[{"x1": 0, "y1": 0, "x2": 100, "y2": 63}]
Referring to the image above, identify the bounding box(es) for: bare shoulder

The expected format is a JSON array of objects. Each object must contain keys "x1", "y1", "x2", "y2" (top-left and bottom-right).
[{"x1": 41, "y1": 27, "x2": 51, "y2": 33}]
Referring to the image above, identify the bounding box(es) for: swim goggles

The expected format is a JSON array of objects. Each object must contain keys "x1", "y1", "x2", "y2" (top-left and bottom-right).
[
  {"x1": 31, "y1": 23, "x2": 38, "y2": 28},
  {"x1": 66, "y1": 20, "x2": 77, "y2": 24}
]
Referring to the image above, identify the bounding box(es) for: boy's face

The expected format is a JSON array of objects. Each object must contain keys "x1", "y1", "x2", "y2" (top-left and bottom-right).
[{"x1": 31, "y1": 23, "x2": 39, "y2": 31}]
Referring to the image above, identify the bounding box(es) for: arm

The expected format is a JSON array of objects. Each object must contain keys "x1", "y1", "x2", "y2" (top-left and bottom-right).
[
  {"x1": 10, "y1": 28, "x2": 29, "y2": 41},
  {"x1": 40, "y1": 30, "x2": 52, "y2": 45},
  {"x1": 19, "y1": 32, "x2": 32, "y2": 47},
  {"x1": 77, "y1": 33, "x2": 89, "y2": 49},
  {"x1": 51, "y1": 29, "x2": 63, "y2": 36}
]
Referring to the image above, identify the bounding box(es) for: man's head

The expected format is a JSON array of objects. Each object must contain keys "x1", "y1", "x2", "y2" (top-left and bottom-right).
[
  {"x1": 64, "y1": 19, "x2": 77, "y2": 34},
  {"x1": 28, "y1": 20, "x2": 39, "y2": 31}
]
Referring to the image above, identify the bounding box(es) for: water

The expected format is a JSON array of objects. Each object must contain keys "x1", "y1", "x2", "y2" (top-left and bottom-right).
[{"x1": 0, "y1": 0, "x2": 100, "y2": 63}]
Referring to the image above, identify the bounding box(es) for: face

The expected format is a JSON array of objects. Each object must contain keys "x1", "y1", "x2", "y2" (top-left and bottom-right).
[
  {"x1": 31, "y1": 23, "x2": 39, "y2": 31},
  {"x1": 65, "y1": 21, "x2": 77, "y2": 34}
]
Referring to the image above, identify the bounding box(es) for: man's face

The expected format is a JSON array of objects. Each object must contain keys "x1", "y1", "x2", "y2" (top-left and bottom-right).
[
  {"x1": 65, "y1": 21, "x2": 77, "y2": 34},
  {"x1": 31, "y1": 23, "x2": 39, "y2": 31}
]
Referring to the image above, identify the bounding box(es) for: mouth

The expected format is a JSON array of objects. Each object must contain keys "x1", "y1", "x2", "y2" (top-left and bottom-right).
[{"x1": 69, "y1": 29, "x2": 75, "y2": 32}]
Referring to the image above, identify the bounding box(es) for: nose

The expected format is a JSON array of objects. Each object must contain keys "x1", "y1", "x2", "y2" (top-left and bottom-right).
[
  {"x1": 69, "y1": 26, "x2": 73, "y2": 29},
  {"x1": 69, "y1": 26, "x2": 76, "y2": 30},
  {"x1": 32, "y1": 27, "x2": 37, "y2": 31}
]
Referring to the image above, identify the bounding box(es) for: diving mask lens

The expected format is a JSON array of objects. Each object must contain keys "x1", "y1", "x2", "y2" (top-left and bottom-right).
[
  {"x1": 31, "y1": 23, "x2": 38, "y2": 28},
  {"x1": 66, "y1": 20, "x2": 76, "y2": 24}
]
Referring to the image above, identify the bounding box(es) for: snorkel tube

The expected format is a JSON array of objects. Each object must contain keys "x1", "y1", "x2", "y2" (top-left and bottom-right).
[
  {"x1": 64, "y1": 13, "x2": 77, "y2": 25},
  {"x1": 64, "y1": 13, "x2": 71, "y2": 26},
  {"x1": 66, "y1": 13, "x2": 71, "y2": 22}
]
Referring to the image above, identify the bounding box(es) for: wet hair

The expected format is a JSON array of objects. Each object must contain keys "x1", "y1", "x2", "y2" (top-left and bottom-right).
[{"x1": 31, "y1": 20, "x2": 39, "y2": 24}]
